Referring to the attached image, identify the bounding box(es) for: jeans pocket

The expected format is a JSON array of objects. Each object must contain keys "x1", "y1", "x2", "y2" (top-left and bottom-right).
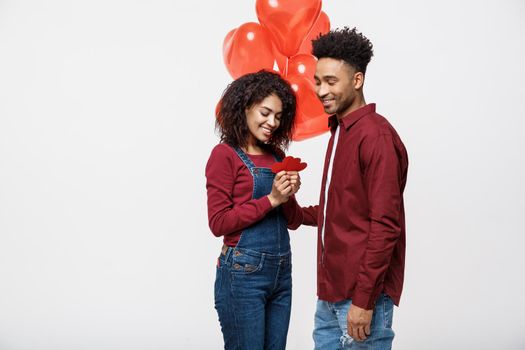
[{"x1": 231, "y1": 249, "x2": 264, "y2": 275}]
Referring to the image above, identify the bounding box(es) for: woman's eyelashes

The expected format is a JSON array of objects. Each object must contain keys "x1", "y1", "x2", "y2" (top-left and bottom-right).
[{"x1": 260, "y1": 110, "x2": 281, "y2": 123}]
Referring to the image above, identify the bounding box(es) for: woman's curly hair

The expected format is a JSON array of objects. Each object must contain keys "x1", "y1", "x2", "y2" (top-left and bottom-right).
[
  {"x1": 312, "y1": 27, "x2": 374, "y2": 74},
  {"x1": 216, "y1": 70, "x2": 296, "y2": 151}
]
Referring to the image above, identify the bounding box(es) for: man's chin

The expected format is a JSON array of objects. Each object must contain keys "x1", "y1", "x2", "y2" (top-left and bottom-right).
[{"x1": 323, "y1": 107, "x2": 336, "y2": 115}]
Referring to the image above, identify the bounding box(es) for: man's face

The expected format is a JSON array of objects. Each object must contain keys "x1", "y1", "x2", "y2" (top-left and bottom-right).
[{"x1": 314, "y1": 58, "x2": 357, "y2": 117}]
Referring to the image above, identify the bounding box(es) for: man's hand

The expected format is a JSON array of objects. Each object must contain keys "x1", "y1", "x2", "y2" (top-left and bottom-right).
[{"x1": 347, "y1": 304, "x2": 373, "y2": 342}]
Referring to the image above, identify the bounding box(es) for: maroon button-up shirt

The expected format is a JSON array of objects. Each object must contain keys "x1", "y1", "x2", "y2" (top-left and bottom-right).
[{"x1": 302, "y1": 103, "x2": 408, "y2": 310}]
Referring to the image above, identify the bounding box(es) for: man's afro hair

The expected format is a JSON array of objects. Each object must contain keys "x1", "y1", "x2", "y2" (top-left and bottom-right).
[{"x1": 312, "y1": 27, "x2": 374, "y2": 74}]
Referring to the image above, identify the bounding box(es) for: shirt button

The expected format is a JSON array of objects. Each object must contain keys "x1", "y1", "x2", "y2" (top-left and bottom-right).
[
  {"x1": 234, "y1": 251, "x2": 242, "y2": 256},
  {"x1": 233, "y1": 264, "x2": 241, "y2": 270}
]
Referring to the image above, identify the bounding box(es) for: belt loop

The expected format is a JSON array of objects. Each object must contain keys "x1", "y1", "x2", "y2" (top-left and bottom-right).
[{"x1": 222, "y1": 244, "x2": 233, "y2": 263}]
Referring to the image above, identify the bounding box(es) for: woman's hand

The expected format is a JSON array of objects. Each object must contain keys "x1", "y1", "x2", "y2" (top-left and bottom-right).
[{"x1": 268, "y1": 171, "x2": 293, "y2": 207}]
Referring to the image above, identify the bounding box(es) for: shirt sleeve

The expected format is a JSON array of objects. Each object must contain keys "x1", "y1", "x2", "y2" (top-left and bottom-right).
[
  {"x1": 205, "y1": 145, "x2": 273, "y2": 237},
  {"x1": 352, "y1": 134, "x2": 404, "y2": 310},
  {"x1": 281, "y1": 194, "x2": 303, "y2": 230},
  {"x1": 275, "y1": 147, "x2": 310, "y2": 230},
  {"x1": 301, "y1": 205, "x2": 319, "y2": 226}
]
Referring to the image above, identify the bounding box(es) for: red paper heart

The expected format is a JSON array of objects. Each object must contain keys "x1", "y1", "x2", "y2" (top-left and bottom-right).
[{"x1": 271, "y1": 156, "x2": 308, "y2": 173}]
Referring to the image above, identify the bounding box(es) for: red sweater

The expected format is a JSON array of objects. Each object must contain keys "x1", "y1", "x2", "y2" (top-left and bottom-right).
[{"x1": 205, "y1": 143, "x2": 303, "y2": 247}]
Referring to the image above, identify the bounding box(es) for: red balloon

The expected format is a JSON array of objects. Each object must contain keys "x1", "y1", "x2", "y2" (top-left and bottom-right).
[
  {"x1": 272, "y1": 42, "x2": 288, "y2": 75},
  {"x1": 223, "y1": 22, "x2": 276, "y2": 79},
  {"x1": 256, "y1": 0, "x2": 322, "y2": 57},
  {"x1": 293, "y1": 114, "x2": 330, "y2": 141},
  {"x1": 298, "y1": 11, "x2": 330, "y2": 55},
  {"x1": 215, "y1": 99, "x2": 222, "y2": 119},
  {"x1": 287, "y1": 54, "x2": 317, "y2": 85},
  {"x1": 287, "y1": 74, "x2": 325, "y2": 123},
  {"x1": 286, "y1": 74, "x2": 329, "y2": 140},
  {"x1": 222, "y1": 28, "x2": 237, "y2": 61}
]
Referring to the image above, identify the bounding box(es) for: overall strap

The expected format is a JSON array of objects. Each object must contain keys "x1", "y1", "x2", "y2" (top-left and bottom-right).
[
  {"x1": 233, "y1": 146, "x2": 282, "y2": 172},
  {"x1": 233, "y1": 147, "x2": 256, "y2": 174}
]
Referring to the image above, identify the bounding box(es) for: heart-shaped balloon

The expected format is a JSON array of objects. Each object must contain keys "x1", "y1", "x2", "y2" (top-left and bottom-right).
[
  {"x1": 256, "y1": 0, "x2": 322, "y2": 57},
  {"x1": 272, "y1": 42, "x2": 288, "y2": 75},
  {"x1": 222, "y1": 28, "x2": 237, "y2": 63},
  {"x1": 287, "y1": 74, "x2": 326, "y2": 124},
  {"x1": 286, "y1": 74, "x2": 330, "y2": 140},
  {"x1": 215, "y1": 99, "x2": 222, "y2": 120},
  {"x1": 223, "y1": 22, "x2": 276, "y2": 79},
  {"x1": 298, "y1": 11, "x2": 330, "y2": 55},
  {"x1": 293, "y1": 114, "x2": 330, "y2": 141},
  {"x1": 287, "y1": 54, "x2": 317, "y2": 85}
]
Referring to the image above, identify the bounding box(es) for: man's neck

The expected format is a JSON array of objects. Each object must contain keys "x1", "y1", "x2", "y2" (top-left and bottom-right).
[{"x1": 337, "y1": 95, "x2": 366, "y2": 121}]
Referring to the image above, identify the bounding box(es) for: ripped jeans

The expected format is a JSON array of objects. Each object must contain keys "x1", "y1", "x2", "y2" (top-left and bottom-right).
[{"x1": 313, "y1": 294, "x2": 395, "y2": 350}]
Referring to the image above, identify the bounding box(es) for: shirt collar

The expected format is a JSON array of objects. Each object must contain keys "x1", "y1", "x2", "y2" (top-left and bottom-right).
[{"x1": 328, "y1": 103, "x2": 376, "y2": 130}]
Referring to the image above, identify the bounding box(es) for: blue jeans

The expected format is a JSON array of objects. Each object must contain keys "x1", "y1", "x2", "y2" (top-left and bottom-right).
[
  {"x1": 214, "y1": 247, "x2": 292, "y2": 350},
  {"x1": 313, "y1": 294, "x2": 395, "y2": 349}
]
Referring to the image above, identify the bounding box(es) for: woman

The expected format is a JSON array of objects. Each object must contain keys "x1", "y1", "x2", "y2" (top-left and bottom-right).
[{"x1": 206, "y1": 71, "x2": 303, "y2": 349}]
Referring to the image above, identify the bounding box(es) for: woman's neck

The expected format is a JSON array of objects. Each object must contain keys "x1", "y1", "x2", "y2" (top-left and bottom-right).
[{"x1": 243, "y1": 138, "x2": 265, "y2": 155}]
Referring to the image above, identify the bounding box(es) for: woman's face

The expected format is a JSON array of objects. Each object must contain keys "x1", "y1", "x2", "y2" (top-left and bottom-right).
[{"x1": 245, "y1": 94, "x2": 283, "y2": 144}]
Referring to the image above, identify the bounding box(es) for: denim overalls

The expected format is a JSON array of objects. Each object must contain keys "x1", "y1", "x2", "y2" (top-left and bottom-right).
[{"x1": 214, "y1": 147, "x2": 292, "y2": 350}]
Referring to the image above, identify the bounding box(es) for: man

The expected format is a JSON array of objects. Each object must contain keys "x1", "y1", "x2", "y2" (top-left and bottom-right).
[{"x1": 302, "y1": 27, "x2": 409, "y2": 349}]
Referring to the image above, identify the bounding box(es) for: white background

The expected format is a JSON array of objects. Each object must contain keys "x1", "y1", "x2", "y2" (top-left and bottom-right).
[{"x1": 1, "y1": 0, "x2": 524, "y2": 349}]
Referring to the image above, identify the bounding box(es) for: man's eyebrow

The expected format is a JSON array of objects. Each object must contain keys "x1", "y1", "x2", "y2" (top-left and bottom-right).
[{"x1": 314, "y1": 75, "x2": 339, "y2": 80}]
